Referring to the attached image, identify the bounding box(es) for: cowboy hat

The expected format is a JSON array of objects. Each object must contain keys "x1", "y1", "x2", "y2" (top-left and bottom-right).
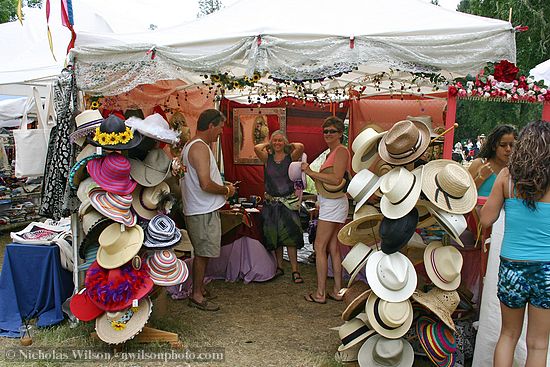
[
  {"x1": 132, "y1": 182, "x2": 171, "y2": 220},
  {"x1": 406, "y1": 115, "x2": 443, "y2": 143},
  {"x1": 126, "y1": 113, "x2": 179, "y2": 144},
  {"x1": 365, "y1": 251, "x2": 417, "y2": 302},
  {"x1": 412, "y1": 287, "x2": 460, "y2": 331},
  {"x1": 358, "y1": 335, "x2": 414, "y2": 367},
  {"x1": 421, "y1": 159, "x2": 477, "y2": 214},
  {"x1": 70, "y1": 110, "x2": 104, "y2": 146},
  {"x1": 87, "y1": 153, "x2": 137, "y2": 196},
  {"x1": 337, "y1": 316, "x2": 376, "y2": 352},
  {"x1": 69, "y1": 144, "x2": 105, "y2": 189},
  {"x1": 88, "y1": 188, "x2": 137, "y2": 227},
  {"x1": 145, "y1": 249, "x2": 189, "y2": 286},
  {"x1": 378, "y1": 120, "x2": 430, "y2": 166},
  {"x1": 342, "y1": 242, "x2": 377, "y2": 287},
  {"x1": 143, "y1": 214, "x2": 182, "y2": 248},
  {"x1": 425, "y1": 203, "x2": 467, "y2": 247},
  {"x1": 338, "y1": 205, "x2": 383, "y2": 247},
  {"x1": 347, "y1": 169, "x2": 382, "y2": 213},
  {"x1": 379, "y1": 207, "x2": 419, "y2": 255},
  {"x1": 314, "y1": 167, "x2": 350, "y2": 199},
  {"x1": 365, "y1": 292, "x2": 413, "y2": 339},
  {"x1": 87, "y1": 114, "x2": 143, "y2": 150},
  {"x1": 95, "y1": 296, "x2": 153, "y2": 345},
  {"x1": 96, "y1": 223, "x2": 144, "y2": 269},
  {"x1": 69, "y1": 288, "x2": 104, "y2": 322},
  {"x1": 416, "y1": 316, "x2": 457, "y2": 367},
  {"x1": 424, "y1": 241, "x2": 463, "y2": 291},
  {"x1": 129, "y1": 148, "x2": 172, "y2": 188},
  {"x1": 379, "y1": 166, "x2": 423, "y2": 219},
  {"x1": 416, "y1": 200, "x2": 437, "y2": 228},
  {"x1": 341, "y1": 281, "x2": 372, "y2": 321},
  {"x1": 352, "y1": 127, "x2": 387, "y2": 173}
]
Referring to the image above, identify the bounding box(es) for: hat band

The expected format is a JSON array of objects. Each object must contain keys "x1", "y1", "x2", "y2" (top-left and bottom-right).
[
  {"x1": 391, "y1": 174, "x2": 416, "y2": 205},
  {"x1": 434, "y1": 175, "x2": 463, "y2": 211},
  {"x1": 388, "y1": 134, "x2": 422, "y2": 159},
  {"x1": 341, "y1": 324, "x2": 370, "y2": 346},
  {"x1": 77, "y1": 118, "x2": 103, "y2": 130},
  {"x1": 139, "y1": 189, "x2": 157, "y2": 211},
  {"x1": 349, "y1": 248, "x2": 374, "y2": 276},
  {"x1": 353, "y1": 174, "x2": 378, "y2": 201},
  {"x1": 430, "y1": 250, "x2": 452, "y2": 284},
  {"x1": 373, "y1": 297, "x2": 399, "y2": 330},
  {"x1": 109, "y1": 306, "x2": 136, "y2": 330}
]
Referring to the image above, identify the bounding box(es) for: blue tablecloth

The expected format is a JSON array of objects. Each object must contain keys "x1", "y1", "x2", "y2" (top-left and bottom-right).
[{"x1": 0, "y1": 243, "x2": 73, "y2": 337}]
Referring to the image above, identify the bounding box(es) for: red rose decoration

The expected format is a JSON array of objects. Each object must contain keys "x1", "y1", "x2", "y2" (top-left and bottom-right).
[
  {"x1": 493, "y1": 60, "x2": 519, "y2": 83},
  {"x1": 448, "y1": 86, "x2": 458, "y2": 96}
]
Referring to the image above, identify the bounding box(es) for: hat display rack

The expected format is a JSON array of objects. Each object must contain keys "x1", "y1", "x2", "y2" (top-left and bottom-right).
[
  {"x1": 331, "y1": 117, "x2": 474, "y2": 365},
  {"x1": 69, "y1": 110, "x2": 187, "y2": 347}
]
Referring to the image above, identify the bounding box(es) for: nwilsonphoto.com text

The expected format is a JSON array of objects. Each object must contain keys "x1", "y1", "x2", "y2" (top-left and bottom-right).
[{"x1": 2, "y1": 347, "x2": 225, "y2": 363}]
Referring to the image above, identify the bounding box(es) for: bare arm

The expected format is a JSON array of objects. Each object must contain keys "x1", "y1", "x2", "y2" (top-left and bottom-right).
[
  {"x1": 302, "y1": 146, "x2": 348, "y2": 185},
  {"x1": 254, "y1": 142, "x2": 270, "y2": 163},
  {"x1": 480, "y1": 168, "x2": 507, "y2": 228},
  {"x1": 468, "y1": 158, "x2": 493, "y2": 189},
  {"x1": 188, "y1": 141, "x2": 235, "y2": 197},
  {"x1": 289, "y1": 142, "x2": 305, "y2": 161}
]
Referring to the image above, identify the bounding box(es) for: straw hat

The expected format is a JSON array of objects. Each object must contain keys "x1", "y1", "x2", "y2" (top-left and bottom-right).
[
  {"x1": 129, "y1": 148, "x2": 172, "y2": 188},
  {"x1": 337, "y1": 316, "x2": 376, "y2": 352},
  {"x1": 314, "y1": 167, "x2": 349, "y2": 199},
  {"x1": 407, "y1": 115, "x2": 444, "y2": 145},
  {"x1": 342, "y1": 242, "x2": 377, "y2": 287},
  {"x1": 125, "y1": 113, "x2": 179, "y2": 144},
  {"x1": 401, "y1": 232, "x2": 426, "y2": 266},
  {"x1": 365, "y1": 251, "x2": 417, "y2": 302},
  {"x1": 69, "y1": 288, "x2": 104, "y2": 322},
  {"x1": 412, "y1": 288, "x2": 460, "y2": 331},
  {"x1": 378, "y1": 120, "x2": 430, "y2": 166},
  {"x1": 379, "y1": 207, "x2": 419, "y2": 255},
  {"x1": 68, "y1": 144, "x2": 105, "y2": 189},
  {"x1": 132, "y1": 182, "x2": 171, "y2": 220},
  {"x1": 352, "y1": 127, "x2": 387, "y2": 173},
  {"x1": 341, "y1": 281, "x2": 372, "y2": 321},
  {"x1": 416, "y1": 200, "x2": 437, "y2": 228},
  {"x1": 88, "y1": 188, "x2": 137, "y2": 227},
  {"x1": 347, "y1": 169, "x2": 382, "y2": 213},
  {"x1": 70, "y1": 110, "x2": 104, "y2": 146},
  {"x1": 338, "y1": 205, "x2": 383, "y2": 246},
  {"x1": 421, "y1": 159, "x2": 477, "y2": 214},
  {"x1": 379, "y1": 166, "x2": 423, "y2": 219},
  {"x1": 95, "y1": 296, "x2": 153, "y2": 345},
  {"x1": 425, "y1": 203, "x2": 467, "y2": 247},
  {"x1": 143, "y1": 214, "x2": 182, "y2": 248},
  {"x1": 87, "y1": 153, "x2": 137, "y2": 196},
  {"x1": 365, "y1": 292, "x2": 413, "y2": 339},
  {"x1": 96, "y1": 223, "x2": 144, "y2": 269},
  {"x1": 416, "y1": 316, "x2": 457, "y2": 367},
  {"x1": 358, "y1": 335, "x2": 414, "y2": 367},
  {"x1": 145, "y1": 249, "x2": 189, "y2": 286},
  {"x1": 424, "y1": 241, "x2": 463, "y2": 291},
  {"x1": 334, "y1": 341, "x2": 362, "y2": 363},
  {"x1": 87, "y1": 114, "x2": 143, "y2": 150}
]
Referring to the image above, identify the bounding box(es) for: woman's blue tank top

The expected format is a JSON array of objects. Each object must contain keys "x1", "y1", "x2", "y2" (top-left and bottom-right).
[{"x1": 477, "y1": 173, "x2": 496, "y2": 197}]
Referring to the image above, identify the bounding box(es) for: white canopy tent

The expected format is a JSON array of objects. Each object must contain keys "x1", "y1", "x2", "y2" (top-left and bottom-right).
[{"x1": 530, "y1": 59, "x2": 550, "y2": 87}]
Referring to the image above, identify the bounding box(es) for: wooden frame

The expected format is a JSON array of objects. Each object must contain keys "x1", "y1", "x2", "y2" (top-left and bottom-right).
[{"x1": 233, "y1": 107, "x2": 286, "y2": 165}]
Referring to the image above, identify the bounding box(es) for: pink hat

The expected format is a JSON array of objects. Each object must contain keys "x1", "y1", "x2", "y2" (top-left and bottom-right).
[{"x1": 87, "y1": 153, "x2": 137, "y2": 196}]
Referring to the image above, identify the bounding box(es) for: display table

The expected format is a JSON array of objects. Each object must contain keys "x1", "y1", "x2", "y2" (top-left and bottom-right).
[{"x1": 0, "y1": 243, "x2": 73, "y2": 337}]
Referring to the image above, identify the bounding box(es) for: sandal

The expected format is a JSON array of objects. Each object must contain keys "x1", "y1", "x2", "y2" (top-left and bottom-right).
[
  {"x1": 188, "y1": 297, "x2": 220, "y2": 312},
  {"x1": 327, "y1": 292, "x2": 343, "y2": 302},
  {"x1": 275, "y1": 267, "x2": 285, "y2": 278},
  {"x1": 292, "y1": 271, "x2": 304, "y2": 284},
  {"x1": 304, "y1": 293, "x2": 326, "y2": 304}
]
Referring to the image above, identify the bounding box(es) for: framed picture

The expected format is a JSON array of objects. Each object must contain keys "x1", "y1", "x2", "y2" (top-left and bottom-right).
[{"x1": 233, "y1": 107, "x2": 286, "y2": 165}]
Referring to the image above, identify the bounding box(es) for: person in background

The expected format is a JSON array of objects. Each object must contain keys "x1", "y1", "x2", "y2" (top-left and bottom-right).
[
  {"x1": 468, "y1": 125, "x2": 517, "y2": 197},
  {"x1": 480, "y1": 120, "x2": 550, "y2": 367},
  {"x1": 254, "y1": 131, "x2": 305, "y2": 283},
  {"x1": 181, "y1": 109, "x2": 236, "y2": 311},
  {"x1": 301, "y1": 116, "x2": 350, "y2": 304}
]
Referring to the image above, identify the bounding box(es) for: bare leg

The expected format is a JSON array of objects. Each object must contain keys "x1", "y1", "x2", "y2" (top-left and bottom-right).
[
  {"x1": 275, "y1": 247, "x2": 284, "y2": 269},
  {"x1": 311, "y1": 219, "x2": 335, "y2": 302},
  {"x1": 328, "y1": 223, "x2": 343, "y2": 297},
  {"x1": 525, "y1": 304, "x2": 550, "y2": 367},
  {"x1": 287, "y1": 246, "x2": 299, "y2": 273},
  {"x1": 493, "y1": 302, "x2": 525, "y2": 367},
  {"x1": 192, "y1": 256, "x2": 209, "y2": 303}
]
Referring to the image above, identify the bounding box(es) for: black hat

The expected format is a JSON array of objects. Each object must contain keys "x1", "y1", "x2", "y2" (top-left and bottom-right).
[
  {"x1": 87, "y1": 114, "x2": 142, "y2": 150},
  {"x1": 379, "y1": 207, "x2": 419, "y2": 254}
]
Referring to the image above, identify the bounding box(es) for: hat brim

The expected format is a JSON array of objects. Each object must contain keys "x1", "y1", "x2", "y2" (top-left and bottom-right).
[
  {"x1": 86, "y1": 131, "x2": 143, "y2": 151},
  {"x1": 143, "y1": 229, "x2": 182, "y2": 248},
  {"x1": 342, "y1": 244, "x2": 377, "y2": 287},
  {"x1": 89, "y1": 189, "x2": 137, "y2": 227},
  {"x1": 337, "y1": 328, "x2": 375, "y2": 352},
  {"x1": 70, "y1": 290, "x2": 104, "y2": 322},
  {"x1": 378, "y1": 120, "x2": 430, "y2": 166},
  {"x1": 96, "y1": 224, "x2": 144, "y2": 269},
  {"x1": 341, "y1": 289, "x2": 372, "y2": 321},
  {"x1": 351, "y1": 131, "x2": 386, "y2": 173},
  {"x1": 358, "y1": 334, "x2": 414, "y2": 367},
  {"x1": 425, "y1": 205, "x2": 466, "y2": 247},
  {"x1": 146, "y1": 256, "x2": 189, "y2": 286},
  {"x1": 365, "y1": 251, "x2": 417, "y2": 303},
  {"x1": 421, "y1": 159, "x2": 477, "y2": 214},
  {"x1": 131, "y1": 186, "x2": 157, "y2": 220},
  {"x1": 412, "y1": 290, "x2": 457, "y2": 331},
  {"x1": 129, "y1": 158, "x2": 171, "y2": 188},
  {"x1": 338, "y1": 214, "x2": 383, "y2": 246},
  {"x1": 95, "y1": 297, "x2": 152, "y2": 345},
  {"x1": 315, "y1": 167, "x2": 348, "y2": 199},
  {"x1": 380, "y1": 167, "x2": 423, "y2": 220},
  {"x1": 365, "y1": 292, "x2": 414, "y2": 339},
  {"x1": 423, "y1": 241, "x2": 461, "y2": 291}
]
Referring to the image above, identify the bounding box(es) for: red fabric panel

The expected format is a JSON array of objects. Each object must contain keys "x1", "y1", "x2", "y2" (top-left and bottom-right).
[{"x1": 543, "y1": 102, "x2": 550, "y2": 121}]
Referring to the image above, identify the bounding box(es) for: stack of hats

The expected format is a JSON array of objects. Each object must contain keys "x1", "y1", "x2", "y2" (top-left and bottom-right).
[{"x1": 331, "y1": 117, "x2": 477, "y2": 365}]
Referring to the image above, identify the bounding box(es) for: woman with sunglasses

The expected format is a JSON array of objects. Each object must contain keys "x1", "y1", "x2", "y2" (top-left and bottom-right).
[
  {"x1": 301, "y1": 116, "x2": 350, "y2": 304},
  {"x1": 468, "y1": 124, "x2": 517, "y2": 197}
]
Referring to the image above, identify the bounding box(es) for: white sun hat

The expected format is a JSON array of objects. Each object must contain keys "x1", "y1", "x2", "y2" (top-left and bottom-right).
[
  {"x1": 425, "y1": 203, "x2": 467, "y2": 247},
  {"x1": 358, "y1": 334, "x2": 414, "y2": 367},
  {"x1": 365, "y1": 292, "x2": 414, "y2": 339},
  {"x1": 365, "y1": 251, "x2": 417, "y2": 302},
  {"x1": 379, "y1": 166, "x2": 423, "y2": 219},
  {"x1": 125, "y1": 113, "x2": 179, "y2": 144},
  {"x1": 352, "y1": 127, "x2": 387, "y2": 173},
  {"x1": 424, "y1": 241, "x2": 463, "y2": 291},
  {"x1": 347, "y1": 169, "x2": 382, "y2": 213},
  {"x1": 342, "y1": 242, "x2": 377, "y2": 287}
]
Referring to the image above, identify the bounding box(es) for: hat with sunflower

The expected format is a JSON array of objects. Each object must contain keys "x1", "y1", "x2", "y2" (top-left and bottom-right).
[{"x1": 88, "y1": 114, "x2": 142, "y2": 151}]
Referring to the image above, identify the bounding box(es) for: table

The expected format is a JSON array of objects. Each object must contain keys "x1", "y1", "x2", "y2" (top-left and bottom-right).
[{"x1": 0, "y1": 243, "x2": 73, "y2": 337}]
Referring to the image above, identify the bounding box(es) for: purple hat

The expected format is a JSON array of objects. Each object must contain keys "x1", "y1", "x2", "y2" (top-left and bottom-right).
[
  {"x1": 87, "y1": 153, "x2": 137, "y2": 196},
  {"x1": 88, "y1": 188, "x2": 137, "y2": 227}
]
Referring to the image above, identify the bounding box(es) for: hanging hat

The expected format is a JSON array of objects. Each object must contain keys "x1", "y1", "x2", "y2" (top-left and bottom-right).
[
  {"x1": 401, "y1": 232, "x2": 426, "y2": 266},
  {"x1": 425, "y1": 203, "x2": 467, "y2": 247},
  {"x1": 421, "y1": 159, "x2": 477, "y2": 214},
  {"x1": 145, "y1": 249, "x2": 189, "y2": 286},
  {"x1": 69, "y1": 288, "x2": 104, "y2": 322},
  {"x1": 126, "y1": 113, "x2": 180, "y2": 144},
  {"x1": 70, "y1": 110, "x2": 104, "y2": 146},
  {"x1": 88, "y1": 188, "x2": 137, "y2": 227},
  {"x1": 87, "y1": 114, "x2": 142, "y2": 150},
  {"x1": 342, "y1": 242, "x2": 377, "y2": 287},
  {"x1": 407, "y1": 115, "x2": 445, "y2": 145},
  {"x1": 78, "y1": 200, "x2": 113, "y2": 259},
  {"x1": 314, "y1": 167, "x2": 350, "y2": 199},
  {"x1": 95, "y1": 296, "x2": 153, "y2": 345},
  {"x1": 337, "y1": 316, "x2": 376, "y2": 352},
  {"x1": 416, "y1": 316, "x2": 457, "y2": 367},
  {"x1": 87, "y1": 153, "x2": 137, "y2": 196},
  {"x1": 96, "y1": 222, "x2": 144, "y2": 269},
  {"x1": 77, "y1": 243, "x2": 99, "y2": 272},
  {"x1": 365, "y1": 251, "x2": 417, "y2": 302},
  {"x1": 379, "y1": 166, "x2": 423, "y2": 219},
  {"x1": 288, "y1": 153, "x2": 307, "y2": 185},
  {"x1": 338, "y1": 205, "x2": 383, "y2": 246},
  {"x1": 77, "y1": 177, "x2": 99, "y2": 203},
  {"x1": 358, "y1": 335, "x2": 414, "y2": 367},
  {"x1": 143, "y1": 214, "x2": 182, "y2": 248},
  {"x1": 424, "y1": 241, "x2": 463, "y2": 291},
  {"x1": 378, "y1": 119, "x2": 430, "y2": 166},
  {"x1": 132, "y1": 182, "x2": 171, "y2": 220},
  {"x1": 341, "y1": 281, "x2": 372, "y2": 321},
  {"x1": 379, "y1": 207, "x2": 419, "y2": 255},
  {"x1": 412, "y1": 288, "x2": 460, "y2": 331},
  {"x1": 124, "y1": 109, "x2": 145, "y2": 120},
  {"x1": 84, "y1": 260, "x2": 153, "y2": 312},
  {"x1": 129, "y1": 148, "x2": 172, "y2": 187},
  {"x1": 365, "y1": 292, "x2": 413, "y2": 339},
  {"x1": 347, "y1": 169, "x2": 382, "y2": 213},
  {"x1": 69, "y1": 145, "x2": 105, "y2": 189},
  {"x1": 352, "y1": 127, "x2": 387, "y2": 173},
  {"x1": 372, "y1": 158, "x2": 394, "y2": 198},
  {"x1": 416, "y1": 200, "x2": 437, "y2": 228},
  {"x1": 334, "y1": 341, "x2": 363, "y2": 364}
]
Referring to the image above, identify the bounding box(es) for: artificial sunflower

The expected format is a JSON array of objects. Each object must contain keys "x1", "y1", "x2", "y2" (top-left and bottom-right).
[
  {"x1": 232, "y1": 81, "x2": 241, "y2": 89},
  {"x1": 252, "y1": 73, "x2": 261, "y2": 82},
  {"x1": 92, "y1": 127, "x2": 102, "y2": 142},
  {"x1": 107, "y1": 132, "x2": 119, "y2": 145},
  {"x1": 111, "y1": 321, "x2": 126, "y2": 331},
  {"x1": 90, "y1": 101, "x2": 100, "y2": 109},
  {"x1": 97, "y1": 134, "x2": 109, "y2": 146},
  {"x1": 211, "y1": 75, "x2": 221, "y2": 82},
  {"x1": 119, "y1": 130, "x2": 132, "y2": 144}
]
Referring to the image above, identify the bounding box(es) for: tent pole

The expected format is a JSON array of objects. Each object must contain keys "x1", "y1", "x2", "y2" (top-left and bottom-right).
[{"x1": 443, "y1": 94, "x2": 457, "y2": 159}]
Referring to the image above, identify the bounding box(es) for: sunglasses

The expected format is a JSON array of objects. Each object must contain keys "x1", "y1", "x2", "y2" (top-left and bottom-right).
[{"x1": 323, "y1": 129, "x2": 340, "y2": 135}]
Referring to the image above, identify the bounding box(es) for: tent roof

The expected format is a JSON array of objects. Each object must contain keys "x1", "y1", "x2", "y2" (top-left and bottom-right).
[{"x1": 530, "y1": 59, "x2": 550, "y2": 87}]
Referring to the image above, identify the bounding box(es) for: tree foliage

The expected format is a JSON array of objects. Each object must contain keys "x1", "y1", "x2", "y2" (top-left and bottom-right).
[
  {"x1": 197, "y1": 0, "x2": 223, "y2": 17},
  {"x1": 0, "y1": 0, "x2": 41, "y2": 24}
]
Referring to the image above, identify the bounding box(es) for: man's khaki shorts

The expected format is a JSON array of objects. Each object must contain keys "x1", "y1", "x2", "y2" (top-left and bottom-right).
[{"x1": 184, "y1": 211, "x2": 221, "y2": 258}]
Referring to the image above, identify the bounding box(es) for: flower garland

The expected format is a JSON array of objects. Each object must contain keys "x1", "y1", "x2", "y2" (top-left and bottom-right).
[
  {"x1": 93, "y1": 126, "x2": 134, "y2": 146},
  {"x1": 448, "y1": 60, "x2": 549, "y2": 102}
]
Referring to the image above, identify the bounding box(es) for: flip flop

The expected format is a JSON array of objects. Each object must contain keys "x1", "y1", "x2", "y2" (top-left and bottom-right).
[
  {"x1": 304, "y1": 293, "x2": 326, "y2": 304},
  {"x1": 327, "y1": 292, "x2": 343, "y2": 302},
  {"x1": 292, "y1": 271, "x2": 304, "y2": 284}
]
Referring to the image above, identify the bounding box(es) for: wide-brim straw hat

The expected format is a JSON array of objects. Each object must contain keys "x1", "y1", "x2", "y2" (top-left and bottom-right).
[
  {"x1": 314, "y1": 167, "x2": 349, "y2": 199},
  {"x1": 69, "y1": 288, "x2": 104, "y2": 322},
  {"x1": 145, "y1": 249, "x2": 189, "y2": 286},
  {"x1": 334, "y1": 341, "x2": 363, "y2": 363},
  {"x1": 341, "y1": 281, "x2": 372, "y2": 321},
  {"x1": 338, "y1": 205, "x2": 383, "y2": 246},
  {"x1": 365, "y1": 292, "x2": 413, "y2": 339},
  {"x1": 125, "y1": 113, "x2": 180, "y2": 144},
  {"x1": 342, "y1": 242, "x2": 378, "y2": 287},
  {"x1": 416, "y1": 316, "x2": 457, "y2": 367},
  {"x1": 129, "y1": 148, "x2": 172, "y2": 188},
  {"x1": 96, "y1": 223, "x2": 144, "y2": 269},
  {"x1": 347, "y1": 169, "x2": 382, "y2": 213},
  {"x1": 425, "y1": 203, "x2": 467, "y2": 247},
  {"x1": 416, "y1": 200, "x2": 437, "y2": 228},
  {"x1": 421, "y1": 159, "x2": 477, "y2": 214},
  {"x1": 88, "y1": 188, "x2": 137, "y2": 227},
  {"x1": 378, "y1": 119, "x2": 430, "y2": 166},
  {"x1": 337, "y1": 316, "x2": 376, "y2": 352},
  {"x1": 380, "y1": 166, "x2": 423, "y2": 220},
  {"x1": 358, "y1": 334, "x2": 414, "y2": 367},
  {"x1": 70, "y1": 109, "x2": 104, "y2": 146},
  {"x1": 132, "y1": 182, "x2": 171, "y2": 220},
  {"x1": 412, "y1": 288, "x2": 460, "y2": 331},
  {"x1": 87, "y1": 152, "x2": 137, "y2": 196},
  {"x1": 424, "y1": 241, "x2": 463, "y2": 291},
  {"x1": 95, "y1": 296, "x2": 153, "y2": 345},
  {"x1": 365, "y1": 251, "x2": 417, "y2": 302},
  {"x1": 352, "y1": 127, "x2": 387, "y2": 173},
  {"x1": 77, "y1": 177, "x2": 98, "y2": 203},
  {"x1": 69, "y1": 144, "x2": 105, "y2": 190}
]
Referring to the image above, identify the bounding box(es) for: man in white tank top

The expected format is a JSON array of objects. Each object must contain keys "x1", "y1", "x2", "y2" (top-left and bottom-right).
[{"x1": 181, "y1": 109, "x2": 235, "y2": 311}]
